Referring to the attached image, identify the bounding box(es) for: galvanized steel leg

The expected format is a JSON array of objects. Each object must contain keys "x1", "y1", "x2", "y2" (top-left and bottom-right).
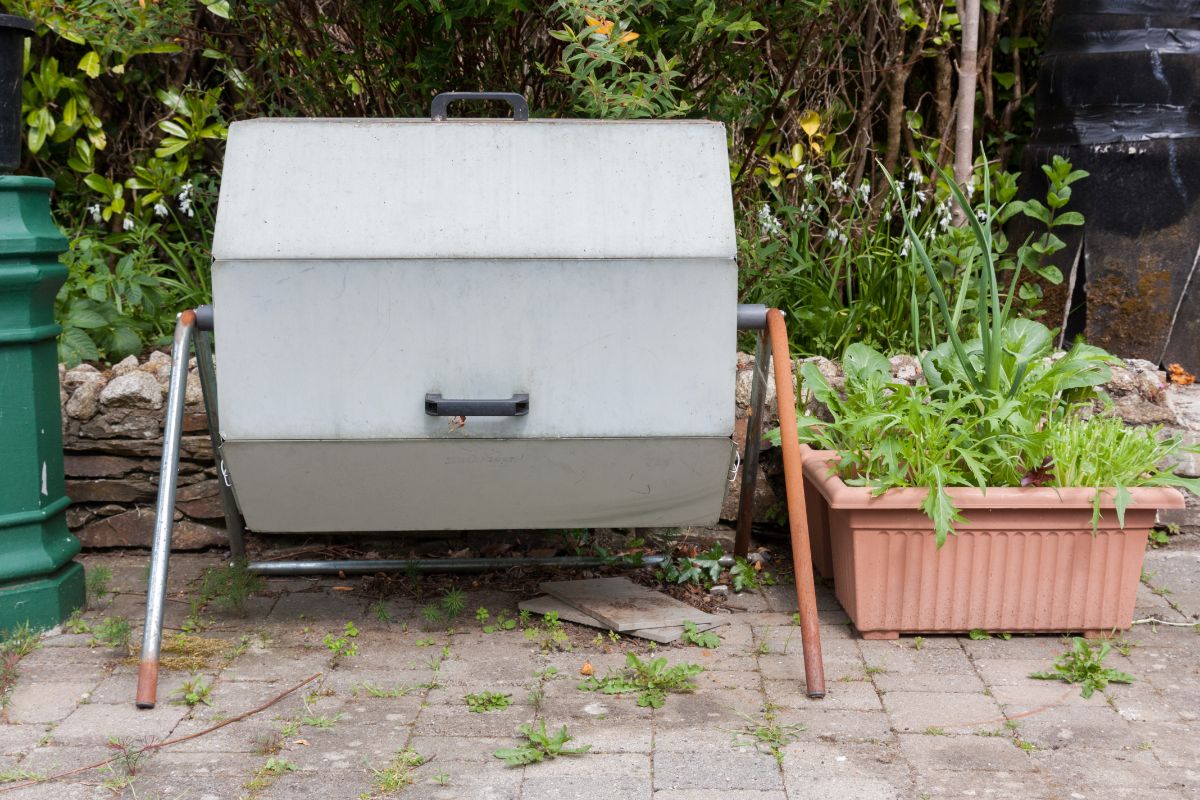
[
  {"x1": 734, "y1": 330, "x2": 769, "y2": 558},
  {"x1": 136, "y1": 310, "x2": 196, "y2": 709},
  {"x1": 193, "y1": 328, "x2": 246, "y2": 562},
  {"x1": 765, "y1": 309, "x2": 826, "y2": 699}
]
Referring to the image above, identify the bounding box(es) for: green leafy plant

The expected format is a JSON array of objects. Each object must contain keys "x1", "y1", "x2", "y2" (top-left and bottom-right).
[
  {"x1": 730, "y1": 557, "x2": 774, "y2": 592},
  {"x1": 323, "y1": 622, "x2": 360, "y2": 663},
  {"x1": 478, "y1": 607, "x2": 518, "y2": 634},
  {"x1": 464, "y1": 691, "x2": 513, "y2": 713},
  {"x1": 578, "y1": 652, "x2": 702, "y2": 708},
  {"x1": 492, "y1": 721, "x2": 591, "y2": 766},
  {"x1": 524, "y1": 611, "x2": 571, "y2": 652},
  {"x1": 681, "y1": 621, "x2": 721, "y2": 649},
  {"x1": 172, "y1": 676, "x2": 212, "y2": 707},
  {"x1": 656, "y1": 544, "x2": 725, "y2": 589},
  {"x1": 63, "y1": 609, "x2": 91, "y2": 634},
  {"x1": 1029, "y1": 637, "x2": 1134, "y2": 699}
]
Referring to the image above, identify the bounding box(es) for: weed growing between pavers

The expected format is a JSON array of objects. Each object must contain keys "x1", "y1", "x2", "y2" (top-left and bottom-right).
[
  {"x1": 171, "y1": 676, "x2": 213, "y2": 707},
  {"x1": 476, "y1": 606, "x2": 519, "y2": 633},
  {"x1": 244, "y1": 756, "x2": 297, "y2": 794},
  {"x1": 85, "y1": 565, "x2": 113, "y2": 606},
  {"x1": 0, "y1": 768, "x2": 46, "y2": 784},
  {"x1": 731, "y1": 704, "x2": 804, "y2": 765},
  {"x1": 493, "y1": 721, "x2": 590, "y2": 766},
  {"x1": 524, "y1": 610, "x2": 571, "y2": 652},
  {"x1": 526, "y1": 665, "x2": 561, "y2": 714},
  {"x1": 197, "y1": 559, "x2": 267, "y2": 616},
  {"x1": 351, "y1": 681, "x2": 425, "y2": 698},
  {"x1": 0, "y1": 623, "x2": 40, "y2": 707},
  {"x1": 89, "y1": 615, "x2": 132, "y2": 653},
  {"x1": 420, "y1": 587, "x2": 467, "y2": 630},
  {"x1": 464, "y1": 691, "x2": 513, "y2": 712},
  {"x1": 1029, "y1": 637, "x2": 1134, "y2": 698},
  {"x1": 363, "y1": 748, "x2": 426, "y2": 796},
  {"x1": 681, "y1": 620, "x2": 721, "y2": 649},
  {"x1": 578, "y1": 653, "x2": 702, "y2": 708},
  {"x1": 324, "y1": 621, "x2": 361, "y2": 665},
  {"x1": 372, "y1": 599, "x2": 393, "y2": 624},
  {"x1": 102, "y1": 736, "x2": 153, "y2": 793}
]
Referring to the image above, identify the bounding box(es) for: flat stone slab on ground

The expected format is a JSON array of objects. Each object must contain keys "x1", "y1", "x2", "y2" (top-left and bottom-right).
[
  {"x1": 540, "y1": 577, "x2": 722, "y2": 632},
  {"x1": 519, "y1": 594, "x2": 723, "y2": 643}
]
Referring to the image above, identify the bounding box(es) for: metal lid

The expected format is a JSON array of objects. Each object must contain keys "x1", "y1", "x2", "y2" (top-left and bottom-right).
[{"x1": 213, "y1": 118, "x2": 737, "y2": 261}]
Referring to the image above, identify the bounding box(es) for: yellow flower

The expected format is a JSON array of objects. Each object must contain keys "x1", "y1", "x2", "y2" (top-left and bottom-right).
[{"x1": 585, "y1": 15, "x2": 614, "y2": 36}]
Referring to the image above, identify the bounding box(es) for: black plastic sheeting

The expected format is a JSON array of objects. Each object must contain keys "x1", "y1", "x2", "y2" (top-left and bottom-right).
[
  {"x1": 0, "y1": 15, "x2": 32, "y2": 173},
  {"x1": 1021, "y1": 1, "x2": 1200, "y2": 371}
]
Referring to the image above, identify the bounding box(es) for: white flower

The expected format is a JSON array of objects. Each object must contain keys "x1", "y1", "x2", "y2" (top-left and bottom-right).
[
  {"x1": 824, "y1": 227, "x2": 839, "y2": 243},
  {"x1": 936, "y1": 200, "x2": 953, "y2": 231},
  {"x1": 857, "y1": 181, "x2": 871, "y2": 203},
  {"x1": 153, "y1": 201, "x2": 169, "y2": 218},
  {"x1": 757, "y1": 203, "x2": 783, "y2": 236},
  {"x1": 177, "y1": 181, "x2": 194, "y2": 218},
  {"x1": 831, "y1": 173, "x2": 849, "y2": 195},
  {"x1": 122, "y1": 215, "x2": 135, "y2": 231},
  {"x1": 914, "y1": 189, "x2": 927, "y2": 208},
  {"x1": 88, "y1": 204, "x2": 102, "y2": 223},
  {"x1": 900, "y1": 239, "x2": 911, "y2": 258},
  {"x1": 908, "y1": 168, "x2": 922, "y2": 183},
  {"x1": 976, "y1": 207, "x2": 989, "y2": 222},
  {"x1": 801, "y1": 168, "x2": 815, "y2": 186}
]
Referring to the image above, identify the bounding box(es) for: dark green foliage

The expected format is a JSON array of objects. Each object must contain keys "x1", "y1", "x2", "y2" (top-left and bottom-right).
[{"x1": 13, "y1": 1, "x2": 1049, "y2": 363}]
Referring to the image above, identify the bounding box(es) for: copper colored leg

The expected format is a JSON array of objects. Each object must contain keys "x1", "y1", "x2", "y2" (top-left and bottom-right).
[{"x1": 766, "y1": 309, "x2": 826, "y2": 698}]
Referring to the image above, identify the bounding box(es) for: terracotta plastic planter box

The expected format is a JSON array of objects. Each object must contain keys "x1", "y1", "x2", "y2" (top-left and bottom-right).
[{"x1": 801, "y1": 456, "x2": 1184, "y2": 639}]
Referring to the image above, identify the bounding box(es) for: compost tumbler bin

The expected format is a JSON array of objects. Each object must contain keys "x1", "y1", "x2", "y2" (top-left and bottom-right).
[{"x1": 135, "y1": 93, "x2": 826, "y2": 706}]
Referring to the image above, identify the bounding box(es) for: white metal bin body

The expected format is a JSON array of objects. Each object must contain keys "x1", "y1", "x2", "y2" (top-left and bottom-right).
[{"x1": 211, "y1": 117, "x2": 737, "y2": 532}]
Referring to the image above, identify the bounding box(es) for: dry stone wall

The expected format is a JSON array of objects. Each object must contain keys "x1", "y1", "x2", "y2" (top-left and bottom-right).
[
  {"x1": 59, "y1": 353, "x2": 225, "y2": 550},
  {"x1": 58, "y1": 349, "x2": 1200, "y2": 550}
]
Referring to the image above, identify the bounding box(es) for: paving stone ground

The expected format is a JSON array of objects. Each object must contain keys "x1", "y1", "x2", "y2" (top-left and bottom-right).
[{"x1": 2, "y1": 545, "x2": 1199, "y2": 799}]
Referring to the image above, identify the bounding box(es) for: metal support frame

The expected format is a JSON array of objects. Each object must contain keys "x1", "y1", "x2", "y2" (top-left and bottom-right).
[
  {"x1": 731, "y1": 310, "x2": 825, "y2": 697},
  {"x1": 136, "y1": 303, "x2": 825, "y2": 706},
  {"x1": 193, "y1": 323, "x2": 247, "y2": 562},
  {"x1": 136, "y1": 310, "x2": 195, "y2": 708}
]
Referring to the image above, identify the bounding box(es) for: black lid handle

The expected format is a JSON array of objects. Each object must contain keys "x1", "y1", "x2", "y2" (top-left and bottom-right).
[{"x1": 431, "y1": 92, "x2": 529, "y2": 121}]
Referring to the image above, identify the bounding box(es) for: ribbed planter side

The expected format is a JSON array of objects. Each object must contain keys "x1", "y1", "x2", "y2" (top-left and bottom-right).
[
  {"x1": 799, "y1": 445, "x2": 835, "y2": 578},
  {"x1": 805, "y1": 461, "x2": 1184, "y2": 639}
]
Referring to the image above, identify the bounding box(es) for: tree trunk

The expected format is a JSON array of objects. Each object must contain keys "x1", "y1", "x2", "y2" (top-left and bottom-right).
[{"x1": 954, "y1": 0, "x2": 982, "y2": 194}]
